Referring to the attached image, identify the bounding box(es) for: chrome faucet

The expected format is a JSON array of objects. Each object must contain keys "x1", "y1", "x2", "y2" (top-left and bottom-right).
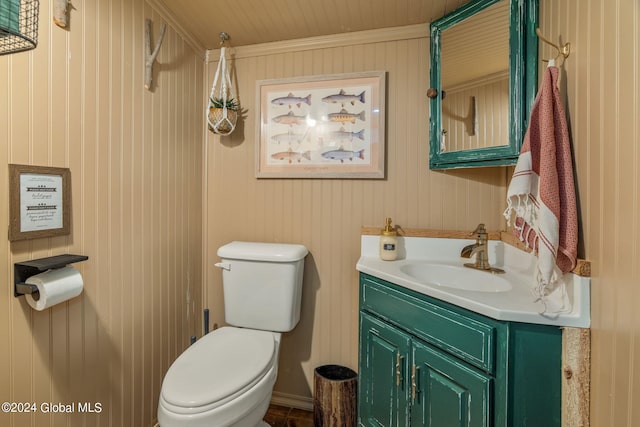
[{"x1": 461, "y1": 224, "x2": 504, "y2": 274}]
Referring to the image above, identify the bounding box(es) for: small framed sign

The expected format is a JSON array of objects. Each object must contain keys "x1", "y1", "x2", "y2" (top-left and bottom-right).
[{"x1": 9, "y1": 164, "x2": 71, "y2": 241}]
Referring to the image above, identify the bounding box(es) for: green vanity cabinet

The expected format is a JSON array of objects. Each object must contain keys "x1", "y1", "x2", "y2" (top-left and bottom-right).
[
  {"x1": 358, "y1": 273, "x2": 562, "y2": 427},
  {"x1": 411, "y1": 339, "x2": 493, "y2": 427},
  {"x1": 360, "y1": 313, "x2": 492, "y2": 427},
  {"x1": 359, "y1": 313, "x2": 411, "y2": 426}
]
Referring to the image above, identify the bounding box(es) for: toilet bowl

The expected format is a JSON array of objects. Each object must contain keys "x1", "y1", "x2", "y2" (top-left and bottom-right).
[
  {"x1": 157, "y1": 241, "x2": 308, "y2": 427},
  {"x1": 158, "y1": 327, "x2": 280, "y2": 427}
]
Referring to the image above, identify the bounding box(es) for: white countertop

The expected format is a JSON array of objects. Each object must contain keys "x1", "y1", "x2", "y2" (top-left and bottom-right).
[{"x1": 356, "y1": 235, "x2": 590, "y2": 328}]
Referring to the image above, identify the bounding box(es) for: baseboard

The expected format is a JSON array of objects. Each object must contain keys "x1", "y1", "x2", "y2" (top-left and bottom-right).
[{"x1": 270, "y1": 391, "x2": 314, "y2": 411}]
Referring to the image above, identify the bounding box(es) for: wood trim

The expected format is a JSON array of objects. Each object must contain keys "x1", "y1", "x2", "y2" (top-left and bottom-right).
[
  {"x1": 207, "y1": 23, "x2": 429, "y2": 62},
  {"x1": 360, "y1": 226, "x2": 502, "y2": 240},
  {"x1": 562, "y1": 328, "x2": 591, "y2": 427},
  {"x1": 500, "y1": 230, "x2": 533, "y2": 250},
  {"x1": 571, "y1": 261, "x2": 591, "y2": 278},
  {"x1": 361, "y1": 226, "x2": 591, "y2": 277},
  {"x1": 500, "y1": 231, "x2": 591, "y2": 277},
  {"x1": 271, "y1": 391, "x2": 314, "y2": 412},
  {"x1": 146, "y1": 0, "x2": 207, "y2": 58}
]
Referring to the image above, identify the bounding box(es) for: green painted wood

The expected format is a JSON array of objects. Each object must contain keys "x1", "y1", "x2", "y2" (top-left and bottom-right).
[
  {"x1": 412, "y1": 340, "x2": 492, "y2": 427},
  {"x1": 361, "y1": 274, "x2": 499, "y2": 373},
  {"x1": 506, "y1": 322, "x2": 562, "y2": 426},
  {"x1": 358, "y1": 273, "x2": 562, "y2": 427},
  {"x1": 358, "y1": 313, "x2": 411, "y2": 427},
  {"x1": 428, "y1": 0, "x2": 539, "y2": 170}
]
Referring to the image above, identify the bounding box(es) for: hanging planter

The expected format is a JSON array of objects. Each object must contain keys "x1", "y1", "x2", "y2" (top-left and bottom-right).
[
  {"x1": 207, "y1": 32, "x2": 239, "y2": 136},
  {"x1": 208, "y1": 96, "x2": 239, "y2": 135}
]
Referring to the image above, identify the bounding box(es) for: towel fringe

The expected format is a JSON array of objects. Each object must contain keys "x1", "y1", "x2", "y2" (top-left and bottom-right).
[
  {"x1": 504, "y1": 194, "x2": 539, "y2": 250},
  {"x1": 532, "y1": 267, "x2": 571, "y2": 316}
]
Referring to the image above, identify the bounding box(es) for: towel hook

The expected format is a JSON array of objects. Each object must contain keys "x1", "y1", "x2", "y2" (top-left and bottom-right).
[{"x1": 536, "y1": 28, "x2": 570, "y2": 63}]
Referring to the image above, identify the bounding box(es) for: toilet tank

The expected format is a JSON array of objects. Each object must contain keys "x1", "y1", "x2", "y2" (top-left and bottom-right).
[{"x1": 216, "y1": 241, "x2": 308, "y2": 332}]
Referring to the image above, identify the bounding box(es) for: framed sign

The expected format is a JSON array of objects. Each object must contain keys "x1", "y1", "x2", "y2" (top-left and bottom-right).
[
  {"x1": 9, "y1": 164, "x2": 71, "y2": 241},
  {"x1": 255, "y1": 71, "x2": 386, "y2": 178}
]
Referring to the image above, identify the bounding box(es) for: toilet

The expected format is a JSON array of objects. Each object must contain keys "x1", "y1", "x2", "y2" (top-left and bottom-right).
[{"x1": 157, "y1": 241, "x2": 308, "y2": 427}]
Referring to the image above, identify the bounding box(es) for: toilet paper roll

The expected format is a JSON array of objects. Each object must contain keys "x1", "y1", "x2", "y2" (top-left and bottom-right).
[{"x1": 24, "y1": 266, "x2": 84, "y2": 311}]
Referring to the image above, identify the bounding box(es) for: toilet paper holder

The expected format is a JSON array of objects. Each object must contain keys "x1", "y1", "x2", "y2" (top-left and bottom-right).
[{"x1": 14, "y1": 254, "x2": 88, "y2": 297}]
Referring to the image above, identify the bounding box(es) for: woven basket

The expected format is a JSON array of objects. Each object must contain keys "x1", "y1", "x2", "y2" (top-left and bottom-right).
[{"x1": 208, "y1": 107, "x2": 238, "y2": 135}]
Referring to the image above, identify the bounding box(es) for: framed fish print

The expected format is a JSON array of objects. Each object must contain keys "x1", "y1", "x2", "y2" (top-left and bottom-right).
[{"x1": 255, "y1": 71, "x2": 386, "y2": 178}]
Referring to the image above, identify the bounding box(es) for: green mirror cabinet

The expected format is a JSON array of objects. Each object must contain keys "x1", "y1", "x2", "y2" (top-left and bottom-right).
[{"x1": 428, "y1": 0, "x2": 539, "y2": 169}]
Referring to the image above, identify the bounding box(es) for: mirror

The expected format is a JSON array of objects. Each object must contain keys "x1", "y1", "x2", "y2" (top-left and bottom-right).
[{"x1": 429, "y1": 0, "x2": 539, "y2": 169}]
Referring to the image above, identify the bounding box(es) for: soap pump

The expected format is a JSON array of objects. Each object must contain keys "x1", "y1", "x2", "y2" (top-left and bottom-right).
[{"x1": 379, "y1": 218, "x2": 398, "y2": 261}]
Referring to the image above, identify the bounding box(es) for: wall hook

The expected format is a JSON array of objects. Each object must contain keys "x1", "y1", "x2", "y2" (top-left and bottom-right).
[
  {"x1": 536, "y1": 28, "x2": 570, "y2": 63},
  {"x1": 145, "y1": 19, "x2": 167, "y2": 90},
  {"x1": 53, "y1": 0, "x2": 70, "y2": 28}
]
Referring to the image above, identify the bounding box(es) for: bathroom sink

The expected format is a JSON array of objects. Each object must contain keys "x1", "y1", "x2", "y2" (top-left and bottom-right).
[
  {"x1": 357, "y1": 235, "x2": 591, "y2": 327},
  {"x1": 399, "y1": 262, "x2": 512, "y2": 293}
]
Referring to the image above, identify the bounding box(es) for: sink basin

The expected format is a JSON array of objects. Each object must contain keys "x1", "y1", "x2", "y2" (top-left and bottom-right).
[
  {"x1": 399, "y1": 262, "x2": 513, "y2": 293},
  {"x1": 357, "y1": 235, "x2": 591, "y2": 327}
]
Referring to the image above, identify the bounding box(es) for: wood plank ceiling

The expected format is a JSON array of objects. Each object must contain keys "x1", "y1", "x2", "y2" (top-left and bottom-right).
[{"x1": 152, "y1": 0, "x2": 474, "y2": 50}]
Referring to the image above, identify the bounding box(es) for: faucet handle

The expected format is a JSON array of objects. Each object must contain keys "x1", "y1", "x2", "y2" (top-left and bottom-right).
[{"x1": 469, "y1": 223, "x2": 487, "y2": 240}]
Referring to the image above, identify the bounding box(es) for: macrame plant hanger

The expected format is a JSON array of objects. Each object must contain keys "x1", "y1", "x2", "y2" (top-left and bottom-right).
[{"x1": 207, "y1": 32, "x2": 238, "y2": 136}]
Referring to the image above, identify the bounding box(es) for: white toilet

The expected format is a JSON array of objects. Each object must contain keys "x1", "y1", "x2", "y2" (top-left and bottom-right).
[{"x1": 157, "y1": 241, "x2": 308, "y2": 427}]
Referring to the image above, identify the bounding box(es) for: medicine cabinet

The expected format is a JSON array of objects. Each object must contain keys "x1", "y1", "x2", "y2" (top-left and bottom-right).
[{"x1": 428, "y1": 0, "x2": 539, "y2": 169}]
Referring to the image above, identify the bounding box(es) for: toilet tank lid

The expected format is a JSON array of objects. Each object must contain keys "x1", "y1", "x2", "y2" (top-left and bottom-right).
[{"x1": 217, "y1": 241, "x2": 308, "y2": 262}]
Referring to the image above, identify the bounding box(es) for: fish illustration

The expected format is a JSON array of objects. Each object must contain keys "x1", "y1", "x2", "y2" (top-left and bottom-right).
[
  {"x1": 271, "y1": 93, "x2": 312, "y2": 108},
  {"x1": 321, "y1": 147, "x2": 365, "y2": 163},
  {"x1": 271, "y1": 131, "x2": 307, "y2": 144},
  {"x1": 271, "y1": 149, "x2": 312, "y2": 164},
  {"x1": 272, "y1": 111, "x2": 307, "y2": 126},
  {"x1": 322, "y1": 89, "x2": 365, "y2": 106},
  {"x1": 326, "y1": 109, "x2": 365, "y2": 124},
  {"x1": 320, "y1": 127, "x2": 365, "y2": 142}
]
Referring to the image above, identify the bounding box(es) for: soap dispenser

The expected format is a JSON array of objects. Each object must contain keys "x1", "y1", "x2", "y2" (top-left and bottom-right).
[{"x1": 379, "y1": 218, "x2": 398, "y2": 261}]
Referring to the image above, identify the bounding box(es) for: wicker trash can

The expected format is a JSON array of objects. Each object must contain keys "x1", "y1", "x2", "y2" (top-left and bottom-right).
[{"x1": 313, "y1": 365, "x2": 357, "y2": 427}]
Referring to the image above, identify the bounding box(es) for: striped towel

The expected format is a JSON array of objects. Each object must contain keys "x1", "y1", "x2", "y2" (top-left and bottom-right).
[{"x1": 504, "y1": 65, "x2": 578, "y2": 316}]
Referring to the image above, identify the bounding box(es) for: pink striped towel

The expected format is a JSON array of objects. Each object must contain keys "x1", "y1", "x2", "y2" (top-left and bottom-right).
[{"x1": 503, "y1": 65, "x2": 578, "y2": 315}]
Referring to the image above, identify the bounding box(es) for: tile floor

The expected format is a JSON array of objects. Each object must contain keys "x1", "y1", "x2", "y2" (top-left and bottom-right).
[{"x1": 263, "y1": 404, "x2": 314, "y2": 427}]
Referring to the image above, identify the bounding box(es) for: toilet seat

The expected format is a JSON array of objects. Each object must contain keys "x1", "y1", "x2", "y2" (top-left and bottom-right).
[{"x1": 160, "y1": 327, "x2": 276, "y2": 415}]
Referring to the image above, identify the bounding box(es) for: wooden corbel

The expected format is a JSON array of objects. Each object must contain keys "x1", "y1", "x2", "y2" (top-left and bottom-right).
[
  {"x1": 145, "y1": 19, "x2": 167, "y2": 90},
  {"x1": 54, "y1": 0, "x2": 69, "y2": 28}
]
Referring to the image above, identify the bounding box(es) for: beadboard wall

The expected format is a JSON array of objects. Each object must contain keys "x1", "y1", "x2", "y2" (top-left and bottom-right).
[
  {"x1": 443, "y1": 76, "x2": 509, "y2": 151},
  {"x1": 204, "y1": 1, "x2": 640, "y2": 424},
  {"x1": 0, "y1": 1, "x2": 204, "y2": 426},
  {"x1": 204, "y1": 25, "x2": 506, "y2": 406},
  {"x1": 539, "y1": 1, "x2": 640, "y2": 426},
  {"x1": 1, "y1": 0, "x2": 637, "y2": 426}
]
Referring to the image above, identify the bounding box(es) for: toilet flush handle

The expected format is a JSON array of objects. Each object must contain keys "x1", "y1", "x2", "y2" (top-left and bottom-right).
[{"x1": 214, "y1": 262, "x2": 231, "y2": 270}]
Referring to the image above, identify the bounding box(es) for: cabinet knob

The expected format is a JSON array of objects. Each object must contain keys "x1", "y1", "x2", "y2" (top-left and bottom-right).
[{"x1": 427, "y1": 88, "x2": 446, "y2": 99}]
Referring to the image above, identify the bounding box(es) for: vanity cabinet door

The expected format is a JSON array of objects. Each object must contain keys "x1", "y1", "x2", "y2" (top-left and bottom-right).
[
  {"x1": 411, "y1": 340, "x2": 492, "y2": 427},
  {"x1": 359, "y1": 313, "x2": 411, "y2": 427}
]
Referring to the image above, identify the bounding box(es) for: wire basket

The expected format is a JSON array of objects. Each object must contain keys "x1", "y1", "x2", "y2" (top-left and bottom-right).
[{"x1": 0, "y1": 0, "x2": 40, "y2": 55}]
